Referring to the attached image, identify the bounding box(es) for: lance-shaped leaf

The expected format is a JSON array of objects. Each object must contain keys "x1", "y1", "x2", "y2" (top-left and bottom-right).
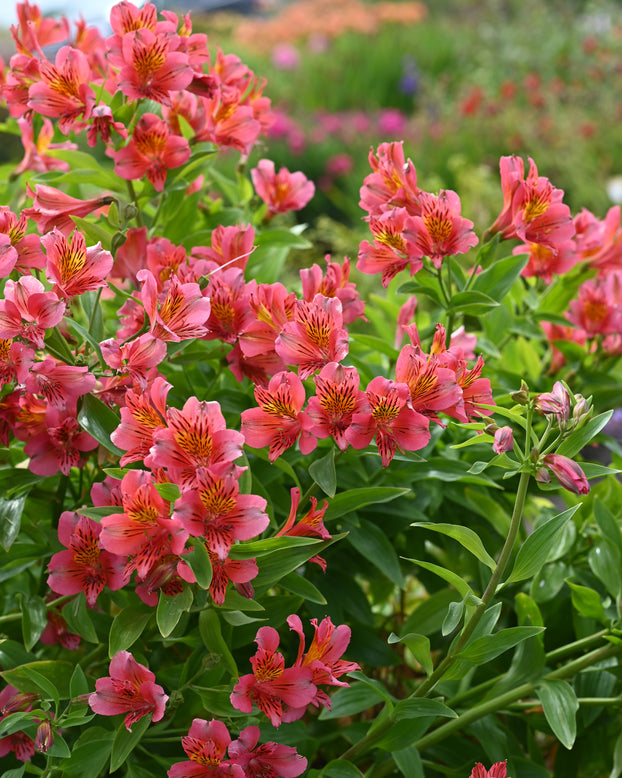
[
  {"x1": 536, "y1": 679, "x2": 579, "y2": 749},
  {"x1": 388, "y1": 632, "x2": 433, "y2": 676},
  {"x1": 309, "y1": 447, "x2": 336, "y2": 497},
  {"x1": 456, "y1": 626, "x2": 545, "y2": 664},
  {"x1": 411, "y1": 522, "x2": 496, "y2": 570},
  {"x1": 324, "y1": 487, "x2": 410, "y2": 521},
  {"x1": 109, "y1": 606, "x2": 153, "y2": 658},
  {"x1": 556, "y1": 410, "x2": 613, "y2": 459},
  {"x1": 506, "y1": 505, "x2": 581, "y2": 584},
  {"x1": 404, "y1": 558, "x2": 473, "y2": 598},
  {"x1": 156, "y1": 586, "x2": 193, "y2": 638},
  {"x1": 77, "y1": 394, "x2": 124, "y2": 456}
]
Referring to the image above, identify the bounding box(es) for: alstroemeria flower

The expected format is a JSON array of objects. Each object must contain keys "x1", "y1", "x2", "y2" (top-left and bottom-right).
[
  {"x1": 567, "y1": 273, "x2": 622, "y2": 336},
  {"x1": 173, "y1": 465, "x2": 269, "y2": 560},
  {"x1": 230, "y1": 626, "x2": 316, "y2": 727},
  {"x1": 111, "y1": 113, "x2": 191, "y2": 192},
  {"x1": 251, "y1": 159, "x2": 315, "y2": 214},
  {"x1": 24, "y1": 406, "x2": 99, "y2": 476},
  {"x1": 42, "y1": 228, "x2": 113, "y2": 298},
  {"x1": 27, "y1": 46, "x2": 95, "y2": 135},
  {"x1": 275, "y1": 294, "x2": 349, "y2": 379},
  {"x1": 25, "y1": 357, "x2": 95, "y2": 409},
  {"x1": 0, "y1": 206, "x2": 45, "y2": 271},
  {"x1": 276, "y1": 486, "x2": 331, "y2": 570},
  {"x1": 149, "y1": 396, "x2": 244, "y2": 489},
  {"x1": 492, "y1": 426, "x2": 514, "y2": 454},
  {"x1": 228, "y1": 726, "x2": 307, "y2": 778},
  {"x1": 117, "y1": 28, "x2": 193, "y2": 104},
  {"x1": 89, "y1": 651, "x2": 168, "y2": 731},
  {"x1": 306, "y1": 362, "x2": 365, "y2": 450},
  {"x1": 241, "y1": 371, "x2": 316, "y2": 461},
  {"x1": 359, "y1": 140, "x2": 421, "y2": 217},
  {"x1": 193, "y1": 223, "x2": 255, "y2": 272},
  {"x1": 470, "y1": 761, "x2": 509, "y2": 778},
  {"x1": 47, "y1": 511, "x2": 126, "y2": 607},
  {"x1": 25, "y1": 183, "x2": 112, "y2": 236},
  {"x1": 346, "y1": 376, "x2": 430, "y2": 467},
  {"x1": 357, "y1": 207, "x2": 423, "y2": 287},
  {"x1": 0, "y1": 275, "x2": 65, "y2": 349},
  {"x1": 208, "y1": 550, "x2": 258, "y2": 607},
  {"x1": 403, "y1": 189, "x2": 478, "y2": 268},
  {"x1": 300, "y1": 255, "x2": 365, "y2": 324},
  {"x1": 138, "y1": 269, "x2": 211, "y2": 342},
  {"x1": 0, "y1": 685, "x2": 35, "y2": 763},
  {"x1": 111, "y1": 376, "x2": 172, "y2": 466},
  {"x1": 168, "y1": 719, "x2": 244, "y2": 778}
]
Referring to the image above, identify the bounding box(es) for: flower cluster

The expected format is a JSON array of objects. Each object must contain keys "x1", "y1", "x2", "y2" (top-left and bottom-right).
[{"x1": 230, "y1": 617, "x2": 360, "y2": 726}]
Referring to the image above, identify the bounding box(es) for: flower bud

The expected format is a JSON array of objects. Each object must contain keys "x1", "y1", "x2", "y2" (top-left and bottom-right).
[
  {"x1": 534, "y1": 381, "x2": 571, "y2": 427},
  {"x1": 572, "y1": 394, "x2": 591, "y2": 428},
  {"x1": 35, "y1": 720, "x2": 53, "y2": 753},
  {"x1": 510, "y1": 380, "x2": 530, "y2": 405},
  {"x1": 492, "y1": 426, "x2": 514, "y2": 454},
  {"x1": 542, "y1": 453, "x2": 590, "y2": 495},
  {"x1": 1, "y1": 691, "x2": 38, "y2": 714},
  {"x1": 535, "y1": 467, "x2": 552, "y2": 484}
]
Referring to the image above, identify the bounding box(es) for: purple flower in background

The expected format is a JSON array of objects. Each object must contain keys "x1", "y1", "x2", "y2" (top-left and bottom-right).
[{"x1": 400, "y1": 56, "x2": 420, "y2": 96}]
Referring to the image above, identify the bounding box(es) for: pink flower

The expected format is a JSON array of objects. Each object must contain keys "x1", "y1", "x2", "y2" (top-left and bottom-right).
[
  {"x1": 168, "y1": 719, "x2": 244, "y2": 778},
  {"x1": 193, "y1": 223, "x2": 255, "y2": 272},
  {"x1": 300, "y1": 255, "x2": 364, "y2": 324},
  {"x1": 0, "y1": 685, "x2": 35, "y2": 762},
  {"x1": 346, "y1": 376, "x2": 430, "y2": 466},
  {"x1": 111, "y1": 376, "x2": 171, "y2": 466},
  {"x1": 25, "y1": 183, "x2": 112, "y2": 236},
  {"x1": 230, "y1": 626, "x2": 316, "y2": 727},
  {"x1": 403, "y1": 189, "x2": 478, "y2": 268},
  {"x1": 148, "y1": 396, "x2": 244, "y2": 489},
  {"x1": 24, "y1": 407, "x2": 98, "y2": 476},
  {"x1": 359, "y1": 141, "x2": 420, "y2": 217},
  {"x1": 276, "y1": 486, "x2": 331, "y2": 570},
  {"x1": 27, "y1": 46, "x2": 95, "y2": 135},
  {"x1": 117, "y1": 28, "x2": 193, "y2": 104},
  {"x1": 47, "y1": 511, "x2": 126, "y2": 607},
  {"x1": 275, "y1": 294, "x2": 349, "y2": 379},
  {"x1": 138, "y1": 269, "x2": 211, "y2": 342},
  {"x1": 42, "y1": 228, "x2": 113, "y2": 298},
  {"x1": 89, "y1": 651, "x2": 168, "y2": 731},
  {"x1": 470, "y1": 762, "x2": 509, "y2": 778},
  {"x1": 251, "y1": 159, "x2": 315, "y2": 214},
  {"x1": 306, "y1": 362, "x2": 366, "y2": 450},
  {"x1": 173, "y1": 465, "x2": 269, "y2": 560},
  {"x1": 357, "y1": 207, "x2": 423, "y2": 287},
  {"x1": 516, "y1": 239, "x2": 578, "y2": 284},
  {"x1": 241, "y1": 371, "x2": 316, "y2": 462},
  {"x1": 228, "y1": 726, "x2": 307, "y2": 778},
  {"x1": 542, "y1": 454, "x2": 590, "y2": 495},
  {"x1": 111, "y1": 113, "x2": 191, "y2": 192},
  {"x1": 535, "y1": 381, "x2": 571, "y2": 426},
  {"x1": 25, "y1": 357, "x2": 95, "y2": 409}
]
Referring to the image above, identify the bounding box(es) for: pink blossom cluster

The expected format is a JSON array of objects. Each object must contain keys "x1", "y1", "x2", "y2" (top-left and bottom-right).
[
  {"x1": 357, "y1": 141, "x2": 479, "y2": 285},
  {"x1": 230, "y1": 616, "x2": 360, "y2": 727}
]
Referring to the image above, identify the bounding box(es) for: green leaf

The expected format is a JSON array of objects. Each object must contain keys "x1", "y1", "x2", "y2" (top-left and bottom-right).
[
  {"x1": 536, "y1": 679, "x2": 579, "y2": 749},
  {"x1": 457, "y1": 626, "x2": 545, "y2": 664},
  {"x1": 610, "y1": 730, "x2": 622, "y2": 778},
  {"x1": 153, "y1": 482, "x2": 181, "y2": 504},
  {"x1": 252, "y1": 533, "x2": 345, "y2": 590},
  {"x1": 506, "y1": 505, "x2": 581, "y2": 584},
  {"x1": 556, "y1": 410, "x2": 614, "y2": 458},
  {"x1": 589, "y1": 539, "x2": 622, "y2": 600},
  {"x1": 404, "y1": 558, "x2": 472, "y2": 598},
  {"x1": 1, "y1": 661, "x2": 74, "y2": 699},
  {"x1": 77, "y1": 394, "x2": 124, "y2": 456},
  {"x1": 320, "y1": 760, "x2": 365, "y2": 778},
  {"x1": 185, "y1": 542, "x2": 213, "y2": 589},
  {"x1": 17, "y1": 594, "x2": 47, "y2": 651},
  {"x1": 62, "y1": 591, "x2": 99, "y2": 643},
  {"x1": 77, "y1": 506, "x2": 125, "y2": 520},
  {"x1": 71, "y1": 215, "x2": 112, "y2": 251},
  {"x1": 18, "y1": 666, "x2": 60, "y2": 709},
  {"x1": 348, "y1": 518, "x2": 404, "y2": 588},
  {"x1": 0, "y1": 494, "x2": 27, "y2": 552},
  {"x1": 66, "y1": 318, "x2": 105, "y2": 369},
  {"x1": 411, "y1": 522, "x2": 496, "y2": 570},
  {"x1": 198, "y1": 608, "x2": 238, "y2": 677},
  {"x1": 62, "y1": 726, "x2": 114, "y2": 777},
  {"x1": 472, "y1": 253, "x2": 529, "y2": 299},
  {"x1": 393, "y1": 747, "x2": 424, "y2": 778},
  {"x1": 280, "y1": 571, "x2": 327, "y2": 604},
  {"x1": 70, "y1": 664, "x2": 89, "y2": 698},
  {"x1": 156, "y1": 586, "x2": 193, "y2": 638},
  {"x1": 394, "y1": 698, "x2": 457, "y2": 719},
  {"x1": 323, "y1": 487, "x2": 410, "y2": 521},
  {"x1": 565, "y1": 580, "x2": 608, "y2": 623},
  {"x1": 45, "y1": 326, "x2": 76, "y2": 365},
  {"x1": 446, "y1": 290, "x2": 499, "y2": 316},
  {"x1": 318, "y1": 682, "x2": 386, "y2": 719},
  {"x1": 309, "y1": 448, "x2": 336, "y2": 498},
  {"x1": 229, "y1": 535, "x2": 321, "y2": 559},
  {"x1": 110, "y1": 714, "x2": 152, "y2": 772},
  {"x1": 254, "y1": 228, "x2": 313, "y2": 250},
  {"x1": 388, "y1": 632, "x2": 433, "y2": 676},
  {"x1": 109, "y1": 606, "x2": 153, "y2": 658}
]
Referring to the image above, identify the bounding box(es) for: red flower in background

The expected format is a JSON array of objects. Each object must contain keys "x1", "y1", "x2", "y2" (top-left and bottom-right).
[
  {"x1": 470, "y1": 762, "x2": 509, "y2": 778},
  {"x1": 89, "y1": 650, "x2": 168, "y2": 731}
]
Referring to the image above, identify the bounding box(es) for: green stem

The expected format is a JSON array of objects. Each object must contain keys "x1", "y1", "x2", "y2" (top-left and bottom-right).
[
  {"x1": 339, "y1": 470, "x2": 531, "y2": 764},
  {"x1": 414, "y1": 469, "x2": 530, "y2": 698},
  {"x1": 415, "y1": 643, "x2": 622, "y2": 752},
  {"x1": 508, "y1": 696, "x2": 622, "y2": 710},
  {"x1": 127, "y1": 180, "x2": 143, "y2": 228}
]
